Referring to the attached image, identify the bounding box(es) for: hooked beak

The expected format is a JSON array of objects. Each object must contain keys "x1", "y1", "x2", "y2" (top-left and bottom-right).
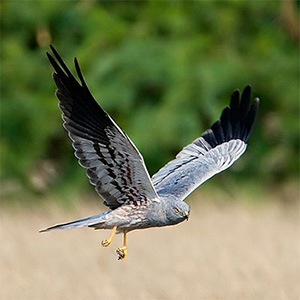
[{"x1": 184, "y1": 210, "x2": 189, "y2": 221}]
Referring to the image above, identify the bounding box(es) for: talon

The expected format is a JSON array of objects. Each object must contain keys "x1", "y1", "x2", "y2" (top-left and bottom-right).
[
  {"x1": 101, "y1": 239, "x2": 111, "y2": 247},
  {"x1": 101, "y1": 226, "x2": 117, "y2": 248},
  {"x1": 116, "y1": 231, "x2": 128, "y2": 260},
  {"x1": 116, "y1": 247, "x2": 127, "y2": 260}
]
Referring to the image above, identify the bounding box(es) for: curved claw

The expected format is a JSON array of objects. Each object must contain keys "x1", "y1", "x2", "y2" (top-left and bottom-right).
[
  {"x1": 116, "y1": 247, "x2": 127, "y2": 260},
  {"x1": 101, "y1": 226, "x2": 117, "y2": 248},
  {"x1": 101, "y1": 239, "x2": 111, "y2": 247},
  {"x1": 116, "y1": 231, "x2": 128, "y2": 260}
]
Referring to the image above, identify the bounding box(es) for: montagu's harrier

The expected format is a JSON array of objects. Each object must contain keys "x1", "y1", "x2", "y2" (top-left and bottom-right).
[{"x1": 40, "y1": 46, "x2": 259, "y2": 260}]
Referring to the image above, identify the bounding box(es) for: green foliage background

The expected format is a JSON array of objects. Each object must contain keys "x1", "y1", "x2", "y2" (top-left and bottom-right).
[{"x1": 1, "y1": 1, "x2": 299, "y2": 203}]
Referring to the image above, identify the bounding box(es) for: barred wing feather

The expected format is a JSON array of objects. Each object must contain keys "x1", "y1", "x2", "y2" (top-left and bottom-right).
[
  {"x1": 152, "y1": 86, "x2": 259, "y2": 201},
  {"x1": 47, "y1": 46, "x2": 158, "y2": 210}
]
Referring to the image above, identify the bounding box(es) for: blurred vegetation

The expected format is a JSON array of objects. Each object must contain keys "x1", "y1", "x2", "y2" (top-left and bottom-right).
[{"x1": 1, "y1": 1, "x2": 299, "y2": 204}]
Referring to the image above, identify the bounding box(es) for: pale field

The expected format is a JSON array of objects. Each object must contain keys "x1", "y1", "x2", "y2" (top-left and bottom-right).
[{"x1": 1, "y1": 191, "x2": 299, "y2": 300}]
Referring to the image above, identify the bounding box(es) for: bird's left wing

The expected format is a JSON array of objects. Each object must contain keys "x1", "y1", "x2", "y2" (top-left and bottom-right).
[
  {"x1": 47, "y1": 46, "x2": 158, "y2": 210},
  {"x1": 152, "y1": 86, "x2": 259, "y2": 201}
]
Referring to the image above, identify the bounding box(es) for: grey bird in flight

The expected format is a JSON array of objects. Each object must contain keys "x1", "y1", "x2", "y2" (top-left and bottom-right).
[{"x1": 40, "y1": 45, "x2": 259, "y2": 260}]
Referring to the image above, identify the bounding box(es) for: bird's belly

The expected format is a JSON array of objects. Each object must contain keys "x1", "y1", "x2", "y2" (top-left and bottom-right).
[
  {"x1": 101, "y1": 206, "x2": 152, "y2": 232},
  {"x1": 115, "y1": 217, "x2": 153, "y2": 232}
]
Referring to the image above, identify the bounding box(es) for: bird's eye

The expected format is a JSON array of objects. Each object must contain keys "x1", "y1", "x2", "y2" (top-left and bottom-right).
[{"x1": 173, "y1": 207, "x2": 180, "y2": 214}]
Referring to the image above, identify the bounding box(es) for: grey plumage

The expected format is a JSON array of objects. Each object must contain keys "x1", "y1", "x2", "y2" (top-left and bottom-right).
[{"x1": 40, "y1": 46, "x2": 259, "y2": 259}]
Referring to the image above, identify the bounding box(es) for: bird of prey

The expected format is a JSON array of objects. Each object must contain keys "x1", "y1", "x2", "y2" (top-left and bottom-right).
[{"x1": 40, "y1": 45, "x2": 259, "y2": 260}]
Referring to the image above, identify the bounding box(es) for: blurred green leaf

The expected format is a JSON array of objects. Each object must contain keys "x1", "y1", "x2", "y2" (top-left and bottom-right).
[{"x1": 1, "y1": 1, "x2": 299, "y2": 202}]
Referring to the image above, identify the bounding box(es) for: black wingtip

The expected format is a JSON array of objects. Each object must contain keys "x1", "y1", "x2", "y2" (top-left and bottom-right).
[
  {"x1": 230, "y1": 89, "x2": 240, "y2": 109},
  {"x1": 74, "y1": 57, "x2": 88, "y2": 88},
  {"x1": 241, "y1": 85, "x2": 251, "y2": 99},
  {"x1": 46, "y1": 51, "x2": 55, "y2": 64},
  {"x1": 49, "y1": 45, "x2": 60, "y2": 61},
  {"x1": 48, "y1": 45, "x2": 62, "y2": 64},
  {"x1": 202, "y1": 85, "x2": 259, "y2": 148},
  {"x1": 49, "y1": 44, "x2": 58, "y2": 55},
  {"x1": 46, "y1": 51, "x2": 54, "y2": 66}
]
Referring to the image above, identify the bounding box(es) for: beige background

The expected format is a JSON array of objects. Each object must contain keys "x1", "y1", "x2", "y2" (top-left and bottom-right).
[{"x1": 1, "y1": 190, "x2": 299, "y2": 300}]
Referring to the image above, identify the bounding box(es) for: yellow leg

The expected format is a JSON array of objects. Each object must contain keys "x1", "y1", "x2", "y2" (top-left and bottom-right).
[
  {"x1": 116, "y1": 232, "x2": 127, "y2": 261},
  {"x1": 101, "y1": 226, "x2": 117, "y2": 247}
]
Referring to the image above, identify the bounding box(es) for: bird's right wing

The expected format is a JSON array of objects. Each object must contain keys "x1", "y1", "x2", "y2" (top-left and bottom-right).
[
  {"x1": 152, "y1": 86, "x2": 259, "y2": 201},
  {"x1": 47, "y1": 46, "x2": 158, "y2": 210}
]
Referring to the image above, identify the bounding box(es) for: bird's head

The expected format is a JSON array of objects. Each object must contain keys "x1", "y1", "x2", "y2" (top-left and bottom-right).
[{"x1": 166, "y1": 201, "x2": 190, "y2": 224}]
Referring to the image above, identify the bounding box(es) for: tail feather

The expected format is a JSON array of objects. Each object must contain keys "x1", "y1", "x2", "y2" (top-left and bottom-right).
[{"x1": 39, "y1": 211, "x2": 110, "y2": 233}]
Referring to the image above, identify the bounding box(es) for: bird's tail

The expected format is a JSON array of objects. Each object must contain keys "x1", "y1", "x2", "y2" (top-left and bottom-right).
[{"x1": 39, "y1": 211, "x2": 111, "y2": 233}]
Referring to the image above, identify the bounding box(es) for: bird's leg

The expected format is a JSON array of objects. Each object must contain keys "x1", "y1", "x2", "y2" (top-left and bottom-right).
[
  {"x1": 116, "y1": 231, "x2": 127, "y2": 261},
  {"x1": 101, "y1": 226, "x2": 117, "y2": 247}
]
